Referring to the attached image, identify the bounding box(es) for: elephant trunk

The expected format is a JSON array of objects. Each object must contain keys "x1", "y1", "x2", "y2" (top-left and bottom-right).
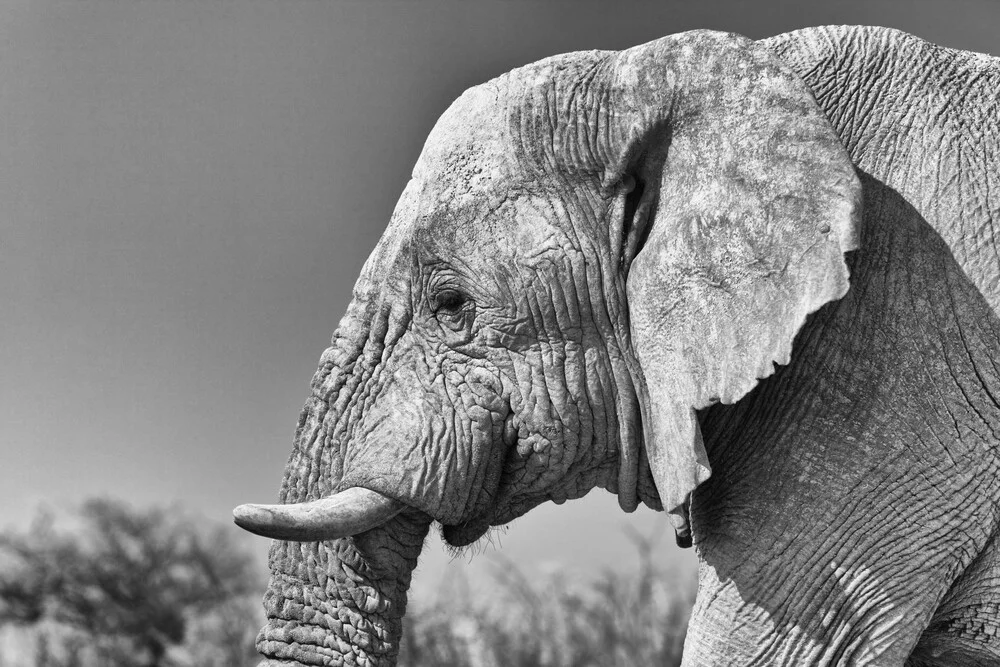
[
  {"x1": 249, "y1": 295, "x2": 431, "y2": 666},
  {"x1": 257, "y1": 510, "x2": 430, "y2": 666}
]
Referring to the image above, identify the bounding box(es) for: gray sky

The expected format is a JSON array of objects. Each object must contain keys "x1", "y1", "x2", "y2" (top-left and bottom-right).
[{"x1": 3, "y1": 0, "x2": 997, "y2": 594}]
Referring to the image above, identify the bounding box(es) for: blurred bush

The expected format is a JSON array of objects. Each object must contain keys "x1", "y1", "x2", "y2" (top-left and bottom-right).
[
  {"x1": 0, "y1": 501, "x2": 694, "y2": 667},
  {"x1": 399, "y1": 528, "x2": 695, "y2": 667},
  {"x1": 0, "y1": 498, "x2": 265, "y2": 667}
]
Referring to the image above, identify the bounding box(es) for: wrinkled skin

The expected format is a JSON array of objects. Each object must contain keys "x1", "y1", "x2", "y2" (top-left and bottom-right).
[
  {"x1": 246, "y1": 26, "x2": 1000, "y2": 666},
  {"x1": 689, "y1": 29, "x2": 1000, "y2": 666}
]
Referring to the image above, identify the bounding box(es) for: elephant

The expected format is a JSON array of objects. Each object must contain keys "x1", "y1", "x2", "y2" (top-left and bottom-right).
[{"x1": 233, "y1": 25, "x2": 1000, "y2": 666}]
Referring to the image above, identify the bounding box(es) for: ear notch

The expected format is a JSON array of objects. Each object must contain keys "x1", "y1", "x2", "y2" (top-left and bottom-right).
[{"x1": 603, "y1": 31, "x2": 861, "y2": 535}]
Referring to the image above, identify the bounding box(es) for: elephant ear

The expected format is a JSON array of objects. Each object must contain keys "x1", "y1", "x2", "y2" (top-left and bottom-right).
[{"x1": 601, "y1": 31, "x2": 861, "y2": 536}]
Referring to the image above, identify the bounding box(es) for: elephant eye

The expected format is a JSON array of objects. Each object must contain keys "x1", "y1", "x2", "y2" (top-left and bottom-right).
[
  {"x1": 432, "y1": 289, "x2": 467, "y2": 314},
  {"x1": 431, "y1": 289, "x2": 473, "y2": 333}
]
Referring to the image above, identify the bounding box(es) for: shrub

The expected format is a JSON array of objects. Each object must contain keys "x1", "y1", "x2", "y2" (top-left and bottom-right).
[
  {"x1": 399, "y1": 528, "x2": 695, "y2": 667},
  {"x1": 0, "y1": 499, "x2": 265, "y2": 667}
]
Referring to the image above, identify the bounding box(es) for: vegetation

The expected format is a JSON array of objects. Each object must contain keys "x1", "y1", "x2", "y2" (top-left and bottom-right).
[
  {"x1": 399, "y1": 529, "x2": 695, "y2": 667},
  {"x1": 0, "y1": 501, "x2": 694, "y2": 667},
  {"x1": 0, "y1": 499, "x2": 264, "y2": 667}
]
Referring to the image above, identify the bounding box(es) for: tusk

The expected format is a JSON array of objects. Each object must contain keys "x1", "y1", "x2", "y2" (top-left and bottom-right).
[{"x1": 233, "y1": 487, "x2": 405, "y2": 541}]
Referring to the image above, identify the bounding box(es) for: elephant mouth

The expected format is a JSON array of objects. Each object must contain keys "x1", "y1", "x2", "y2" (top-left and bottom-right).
[
  {"x1": 235, "y1": 416, "x2": 516, "y2": 548},
  {"x1": 441, "y1": 514, "x2": 494, "y2": 547}
]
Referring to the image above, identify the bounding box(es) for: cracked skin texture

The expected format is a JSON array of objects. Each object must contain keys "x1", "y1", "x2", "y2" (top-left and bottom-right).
[{"x1": 252, "y1": 26, "x2": 1000, "y2": 666}]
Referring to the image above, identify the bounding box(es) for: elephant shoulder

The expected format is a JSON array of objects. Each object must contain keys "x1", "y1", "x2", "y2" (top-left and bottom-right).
[
  {"x1": 761, "y1": 25, "x2": 1000, "y2": 87},
  {"x1": 760, "y1": 26, "x2": 1000, "y2": 148},
  {"x1": 761, "y1": 25, "x2": 1000, "y2": 319}
]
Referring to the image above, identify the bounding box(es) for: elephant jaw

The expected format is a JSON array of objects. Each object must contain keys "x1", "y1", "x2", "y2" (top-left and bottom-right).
[
  {"x1": 233, "y1": 487, "x2": 405, "y2": 541},
  {"x1": 441, "y1": 514, "x2": 494, "y2": 547}
]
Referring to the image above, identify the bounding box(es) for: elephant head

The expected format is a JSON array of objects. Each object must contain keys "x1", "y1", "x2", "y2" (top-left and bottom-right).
[{"x1": 234, "y1": 30, "x2": 861, "y2": 666}]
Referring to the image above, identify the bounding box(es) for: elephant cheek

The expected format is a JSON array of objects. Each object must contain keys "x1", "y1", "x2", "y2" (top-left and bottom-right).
[{"x1": 339, "y1": 382, "x2": 509, "y2": 529}]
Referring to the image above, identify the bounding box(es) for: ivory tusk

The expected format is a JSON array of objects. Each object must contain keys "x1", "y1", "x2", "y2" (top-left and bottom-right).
[{"x1": 233, "y1": 487, "x2": 405, "y2": 541}]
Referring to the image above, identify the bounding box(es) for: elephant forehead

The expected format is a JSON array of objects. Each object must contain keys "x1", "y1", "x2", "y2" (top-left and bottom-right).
[
  {"x1": 385, "y1": 54, "x2": 613, "y2": 260},
  {"x1": 378, "y1": 177, "x2": 517, "y2": 277},
  {"x1": 411, "y1": 189, "x2": 575, "y2": 260},
  {"x1": 413, "y1": 81, "x2": 515, "y2": 203},
  {"x1": 410, "y1": 49, "x2": 609, "y2": 201}
]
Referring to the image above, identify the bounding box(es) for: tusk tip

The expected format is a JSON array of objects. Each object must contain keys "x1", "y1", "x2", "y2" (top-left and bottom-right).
[{"x1": 233, "y1": 503, "x2": 273, "y2": 534}]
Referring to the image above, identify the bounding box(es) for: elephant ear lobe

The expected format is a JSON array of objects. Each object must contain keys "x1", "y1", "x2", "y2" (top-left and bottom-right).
[{"x1": 614, "y1": 32, "x2": 862, "y2": 537}]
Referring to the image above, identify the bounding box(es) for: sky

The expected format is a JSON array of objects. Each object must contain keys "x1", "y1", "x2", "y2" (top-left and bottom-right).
[{"x1": 3, "y1": 0, "x2": 998, "y2": 598}]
